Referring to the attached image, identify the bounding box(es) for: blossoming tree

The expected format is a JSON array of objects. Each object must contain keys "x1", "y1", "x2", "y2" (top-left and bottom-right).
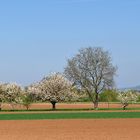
[
  {"x1": 39, "y1": 73, "x2": 75, "y2": 109},
  {"x1": 2, "y1": 83, "x2": 22, "y2": 109},
  {"x1": 117, "y1": 90, "x2": 138, "y2": 110},
  {"x1": 0, "y1": 84, "x2": 5, "y2": 110}
]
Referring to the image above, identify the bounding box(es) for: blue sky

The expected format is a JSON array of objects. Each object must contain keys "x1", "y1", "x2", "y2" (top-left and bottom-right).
[{"x1": 0, "y1": 0, "x2": 140, "y2": 88}]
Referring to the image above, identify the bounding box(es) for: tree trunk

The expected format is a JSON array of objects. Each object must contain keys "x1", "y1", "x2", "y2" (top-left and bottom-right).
[
  {"x1": 94, "y1": 101, "x2": 98, "y2": 110},
  {"x1": 94, "y1": 92, "x2": 99, "y2": 110},
  {"x1": 0, "y1": 103, "x2": 1, "y2": 111},
  {"x1": 123, "y1": 105, "x2": 126, "y2": 110},
  {"x1": 123, "y1": 103, "x2": 128, "y2": 110},
  {"x1": 108, "y1": 102, "x2": 110, "y2": 109},
  {"x1": 86, "y1": 90, "x2": 99, "y2": 110},
  {"x1": 26, "y1": 105, "x2": 29, "y2": 111},
  {"x1": 51, "y1": 101, "x2": 56, "y2": 110}
]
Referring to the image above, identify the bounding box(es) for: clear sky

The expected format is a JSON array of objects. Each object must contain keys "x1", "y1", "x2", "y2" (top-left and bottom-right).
[{"x1": 0, "y1": 0, "x2": 140, "y2": 88}]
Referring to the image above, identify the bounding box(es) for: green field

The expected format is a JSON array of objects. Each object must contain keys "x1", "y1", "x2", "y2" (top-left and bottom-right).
[{"x1": 1, "y1": 112, "x2": 140, "y2": 120}]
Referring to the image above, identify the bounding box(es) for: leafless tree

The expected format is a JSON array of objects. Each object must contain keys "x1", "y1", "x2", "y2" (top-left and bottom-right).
[{"x1": 65, "y1": 47, "x2": 117, "y2": 109}]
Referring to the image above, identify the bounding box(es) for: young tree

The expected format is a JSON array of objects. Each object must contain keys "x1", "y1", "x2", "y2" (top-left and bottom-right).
[
  {"x1": 117, "y1": 90, "x2": 138, "y2": 110},
  {"x1": 65, "y1": 47, "x2": 116, "y2": 109},
  {"x1": 2, "y1": 83, "x2": 22, "y2": 110},
  {"x1": 20, "y1": 91, "x2": 33, "y2": 110},
  {"x1": 20, "y1": 84, "x2": 42, "y2": 110},
  {"x1": 39, "y1": 73, "x2": 75, "y2": 110}
]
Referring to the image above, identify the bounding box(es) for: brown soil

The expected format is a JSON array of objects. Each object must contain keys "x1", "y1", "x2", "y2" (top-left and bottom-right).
[
  {"x1": 2, "y1": 102, "x2": 140, "y2": 110},
  {"x1": 0, "y1": 119, "x2": 140, "y2": 140}
]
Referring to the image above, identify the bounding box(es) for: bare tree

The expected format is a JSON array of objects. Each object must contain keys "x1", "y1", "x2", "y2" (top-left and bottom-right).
[{"x1": 65, "y1": 47, "x2": 117, "y2": 109}]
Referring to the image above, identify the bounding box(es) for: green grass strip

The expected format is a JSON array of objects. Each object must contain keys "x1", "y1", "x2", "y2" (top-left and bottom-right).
[
  {"x1": 1, "y1": 112, "x2": 140, "y2": 120},
  {"x1": 2, "y1": 107, "x2": 140, "y2": 112}
]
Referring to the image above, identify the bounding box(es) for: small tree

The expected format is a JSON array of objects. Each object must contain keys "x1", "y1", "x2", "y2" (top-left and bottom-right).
[
  {"x1": 20, "y1": 84, "x2": 41, "y2": 110},
  {"x1": 65, "y1": 47, "x2": 117, "y2": 109},
  {"x1": 117, "y1": 90, "x2": 138, "y2": 110},
  {"x1": 2, "y1": 83, "x2": 22, "y2": 110},
  {"x1": 39, "y1": 73, "x2": 74, "y2": 110},
  {"x1": 21, "y1": 91, "x2": 33, "y2": 110}
]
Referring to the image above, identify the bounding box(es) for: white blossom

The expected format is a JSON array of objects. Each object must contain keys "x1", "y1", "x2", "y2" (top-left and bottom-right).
[
  {"x1": 117, "y1": 90, "x2": 138, "y2": 110},
  {"x1": 2, "y1": 83, "x2": 22, "y2": 109},
  {"x1": 38, "y1": 73, "x2": 78, "y2": 109}
]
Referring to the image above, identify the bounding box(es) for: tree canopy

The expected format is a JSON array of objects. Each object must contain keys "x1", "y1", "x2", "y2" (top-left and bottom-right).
[{"x1": 65, "y1": 47, "x2": 117, "y2": 109}]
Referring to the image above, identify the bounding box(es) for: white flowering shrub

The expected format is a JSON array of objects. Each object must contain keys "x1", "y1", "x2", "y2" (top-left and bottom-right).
[
  {"x1": 117, "y1": 90, "x2": 138, "y2": 110},
  {"x1": 25, "y1": 84, "x2": 42, "y2": 101},
  {"x1": 39, "y1": 73, "x2": 76, "y2": 109},
  {"x1": 2, "y1": 83, "x2": 22, "y2": 110},
  {"x1": 0, "y1": 84, "x2": 5, "y2": 110}
]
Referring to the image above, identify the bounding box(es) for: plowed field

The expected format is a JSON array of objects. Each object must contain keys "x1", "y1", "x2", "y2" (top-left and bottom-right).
[
  {"x1": 2, "y1": 103, "x2": 140, "y2": 110},
  {"x1": 0, "y1": 119, "x2": 140, "y2": 140}
]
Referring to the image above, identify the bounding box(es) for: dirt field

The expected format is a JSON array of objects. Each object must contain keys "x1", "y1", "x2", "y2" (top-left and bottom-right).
[
  {"x1": 0, "y1": 119, "x2": 140, "y2": 140},
  {"x1": 2, "y1": 102, "x2": 140, "y2": 110}
]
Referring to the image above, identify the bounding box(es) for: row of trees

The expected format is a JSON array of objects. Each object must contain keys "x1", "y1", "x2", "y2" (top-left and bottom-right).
[
  {"x1": 0, "y1": 73, "x2": 79, "y2": 110},
  {"x1": 0, "y1": 47, "x2": 138, "y2": 110},
  {"x1": 0, "y1": 79, "x2": 138, "y2": 110}
]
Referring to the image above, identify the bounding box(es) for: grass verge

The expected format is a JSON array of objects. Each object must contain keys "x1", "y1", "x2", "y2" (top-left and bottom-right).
[
  {"x1": 1, "y1": 107, "x2": 140, "y2": 112},
  {"x1": 1, "y1": 112, "x2": 140, "y2": 120}
]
